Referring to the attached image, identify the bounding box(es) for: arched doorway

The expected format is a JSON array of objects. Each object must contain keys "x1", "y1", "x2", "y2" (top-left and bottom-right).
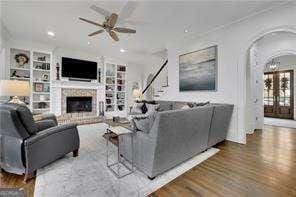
[{"x1": 244, "y1": 30, "x2": 296, "y2": 134}]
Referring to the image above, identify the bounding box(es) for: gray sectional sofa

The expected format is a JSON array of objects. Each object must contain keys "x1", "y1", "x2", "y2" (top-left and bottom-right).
[{"x1": 120, "y1": 101, "x2": 233, "y2": 179}]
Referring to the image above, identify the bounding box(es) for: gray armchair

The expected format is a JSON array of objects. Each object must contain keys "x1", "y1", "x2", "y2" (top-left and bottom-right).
[{"x1": 0, "y1": 103, "x2": 80, "y2": 182}]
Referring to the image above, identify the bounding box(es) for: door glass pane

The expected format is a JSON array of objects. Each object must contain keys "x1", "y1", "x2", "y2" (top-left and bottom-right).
[
  {"x1": 279, "y1": 97, "x2": 285, "y2": 106},
  {"x1": 285, "y1": 98, "x2": 290, "y2": 106},
  {"x1": 264, "y1": 98, "x2": 268, "y2": 105}
]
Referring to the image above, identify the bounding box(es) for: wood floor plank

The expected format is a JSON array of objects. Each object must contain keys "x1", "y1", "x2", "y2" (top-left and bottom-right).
[{"x1": 1, "y1": 124, "x2": 296, "y2": 197}]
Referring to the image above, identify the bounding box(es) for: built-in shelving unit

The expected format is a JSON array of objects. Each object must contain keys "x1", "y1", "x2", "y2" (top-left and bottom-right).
[
  {"x1": 9, "y1": 48, "x2": 52, "y2": 114},
  {"x1": 32, "y1": 51, "x2": 51, "y2": 114},
  {"x1": 105, "y1": 63, "x2": 126, "y2": 114}
]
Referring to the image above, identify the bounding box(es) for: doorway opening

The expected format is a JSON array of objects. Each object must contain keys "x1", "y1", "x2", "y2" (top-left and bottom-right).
[
  {"x1": 246, "y1": 31, "x2": 296, "y2": 132},
  {"x1": 264, "y1": 60, "x2": 294, "y2": 119}
]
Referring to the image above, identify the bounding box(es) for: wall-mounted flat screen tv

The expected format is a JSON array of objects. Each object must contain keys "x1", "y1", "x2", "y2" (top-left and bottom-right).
[{"x1": 62, "y1": 57, "x2": 97, "y2": 80}]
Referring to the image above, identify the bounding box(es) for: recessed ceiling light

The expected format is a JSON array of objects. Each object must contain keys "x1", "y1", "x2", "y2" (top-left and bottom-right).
[
  {"x1": 47, "y1": 31, "x2": 55, "y2": 37},
  {"x1": 87, "y1": 41, "x2": 91, "y2": 45},
  {"x1": 120, "y1": 48, "x2": 125, "y2": 53},
  {"x1": 184, "y1": 29, "x2": 189, "y2": 33}
]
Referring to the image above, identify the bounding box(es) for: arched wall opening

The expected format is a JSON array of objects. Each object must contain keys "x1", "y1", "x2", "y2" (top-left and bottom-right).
[{"x1": 244, "y1": 30, "x2": 296, "y2": 134}]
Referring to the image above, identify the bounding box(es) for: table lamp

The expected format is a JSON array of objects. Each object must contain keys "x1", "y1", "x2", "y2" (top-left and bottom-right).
[
  {"x1": 0, "y1": 80, "x2": 30, "y2": 104},
  {"x1": 132, "y1": 88, "x2": 142, "y2": 101}
]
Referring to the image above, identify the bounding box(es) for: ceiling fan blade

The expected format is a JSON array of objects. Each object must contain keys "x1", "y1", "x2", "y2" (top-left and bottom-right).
[
  {"x1": 90, "y1": 5, "x2": 111, "y2": 17},
  {"x1": 113, "y1": 27, "x2": 136, "y2": 34},
  {"x1": 109, "y1": 31, "x2": 119, "y2": 41},
  {"x1": 79, "y1": 17, "x2": 103, "y2": 27},
  {"x1": 107, "y1": 13, "x2": 118, "y2": 28},
  {"x1": 88, "y1": 29, "x2": 105, "y2": 36},
  {"x1": 119, "y1": 1, "x2": 138, "y2": 20}
]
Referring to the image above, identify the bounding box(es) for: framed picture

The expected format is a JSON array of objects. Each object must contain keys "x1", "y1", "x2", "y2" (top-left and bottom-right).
[
  {"x1": 42, "y1": 74, "x2": 49, "y2": 82},
  {"x1": 15, "y1": 53, "x2": 29, "y2": 68},
  {"x1": 179, "y1": 45, "x2": 217, "y2": 91},
  {"x1": 34, "y1": 83, "x2": 44, "y2": 92}
]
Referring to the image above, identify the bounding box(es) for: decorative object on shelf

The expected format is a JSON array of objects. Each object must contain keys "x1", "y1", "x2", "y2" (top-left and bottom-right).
[
  {"x1": 11, "y1": 70, "x2": 30, "y2": 79},
  {"x1": 11, "y1": 71, "x2": 21, "y2": 78},
  {"x1": 0, "y1": 80, "x2": 30, "y2": 104},
  {"x1": 56, "y1": 62, "x2": 60, "y2": 80},
  {"x1": 37, "y1": 56, "x2": 46, "y2": 62},
  {"x1": 42, "y1": 74, "x2": 49, "y2": 82},
  {"x1": 45, "y1": 85, "x2": 50, "y2": 92},
  {"x1": 179, "y1": 45, "x2": 217, "y2": 91},
  {"x1": 34, "y1": 83, "x2": 44, "y2": 92},
  {"x1": 15, "y1": 53, "x2": 29, "y2": 68},
  {"x1": 39, "y1": 95, "x2": 46, "y2": 102},
  {"x1": 35, "y1": 64, "x2": 43, "y2": 69},
  {"x1": 38, "y1": 102, "x2": 47, "y2": 109}
]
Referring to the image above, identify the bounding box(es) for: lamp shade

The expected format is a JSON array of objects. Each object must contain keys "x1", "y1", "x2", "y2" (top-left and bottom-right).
[
  {"x1": 132, "y1": 88, "x2": 142, "y2": 99},
  {"x1": 0, "y1": 80, "x2": 30, "y2": 96}
]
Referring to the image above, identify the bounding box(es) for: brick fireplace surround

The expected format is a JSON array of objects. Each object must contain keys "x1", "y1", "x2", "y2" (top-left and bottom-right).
[{"x1": 51, "y1": 80, "x2": 105, "y2": 125}]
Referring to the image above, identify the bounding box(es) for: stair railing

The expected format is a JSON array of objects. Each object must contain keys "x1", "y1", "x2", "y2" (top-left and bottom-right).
[{"x1": 142, "y1": 60, "x2": 168, "y2": 95}]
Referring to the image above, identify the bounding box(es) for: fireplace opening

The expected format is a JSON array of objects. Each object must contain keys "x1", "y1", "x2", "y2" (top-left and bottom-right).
[{"x1": 66, "y1": 97, "x2": 92, "y2": 113}]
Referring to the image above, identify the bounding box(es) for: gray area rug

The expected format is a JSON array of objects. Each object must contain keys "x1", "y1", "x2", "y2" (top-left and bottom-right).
[{"x1": 34, "y1": 123, "x2": 219, "y2": 197}]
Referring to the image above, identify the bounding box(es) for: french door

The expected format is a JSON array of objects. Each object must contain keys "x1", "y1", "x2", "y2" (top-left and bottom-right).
[{"x1": 264, "y1": 70, "x2": 294, "y2": 119}]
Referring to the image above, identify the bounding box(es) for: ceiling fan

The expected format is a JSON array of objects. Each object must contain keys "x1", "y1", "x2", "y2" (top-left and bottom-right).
[{"x1": 79, "y1": 4, "x2": 137, "y2": 42}]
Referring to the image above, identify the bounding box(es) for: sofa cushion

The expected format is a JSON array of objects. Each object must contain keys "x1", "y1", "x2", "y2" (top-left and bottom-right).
[
  {"x1": 15, "y1": 104, "x2": 38, "y2": 135},
  {"x1": 157, "y1": 101, "x2": 174, "y2": 111},
  {"x1": 146, "y1": 103, "x2": 159, "y2": 113}
]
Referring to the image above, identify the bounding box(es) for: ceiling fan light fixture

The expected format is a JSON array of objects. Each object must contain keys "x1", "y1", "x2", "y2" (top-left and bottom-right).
[
  {"x1": 87, "y1": 41, "x2": 91, "y2": 45},
  {"x1": 120, "y1": 48, "x2": 125, "y2": 53}
]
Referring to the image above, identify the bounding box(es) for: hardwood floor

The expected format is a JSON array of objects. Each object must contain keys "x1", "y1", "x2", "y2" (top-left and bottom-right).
[
  {"x1": 151, "y1": 125, "x2": 296, "y2": 197},
  {"x1": 1, "y1": 125, "x2": 296, "y2": 197}
]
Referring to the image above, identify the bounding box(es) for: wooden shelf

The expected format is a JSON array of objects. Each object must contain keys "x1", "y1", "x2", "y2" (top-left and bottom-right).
[
  {"x1": 33, "y1": 60, "x2": 50, "y2": 64},
  {"x1": 10, "y1": 67, "x2": 30, "y2": 71},
  {"x1": 33, "y1": 81, "x2": 50, "y2": 84},
  {"x1": 33, "y1": 68, "x2": 50, "y2": 72},
  {"x1": 33, "y1": 92, "x2": 50, "y2": 94},
  {"x1": 10, "y1": 77, "x2": 30, "y2": 80},
  {"x1": 33, "y1": 108, "x2": 50, "y2": 111}
]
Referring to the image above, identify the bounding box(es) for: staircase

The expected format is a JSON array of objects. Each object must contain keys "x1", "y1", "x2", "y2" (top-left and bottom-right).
[{"x1": 142, "y1": 60, "x2": 169, "y2": 100}]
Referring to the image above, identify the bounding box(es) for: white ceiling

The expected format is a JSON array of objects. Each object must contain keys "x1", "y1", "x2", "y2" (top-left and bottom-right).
[{"x1": 2, "y1": 1, "x2": 285, "y2": 64}]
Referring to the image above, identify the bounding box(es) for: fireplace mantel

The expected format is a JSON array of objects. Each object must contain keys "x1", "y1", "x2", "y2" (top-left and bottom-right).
[{"x1": 51, "y1": 80, "x2": 104, "y2": 90}]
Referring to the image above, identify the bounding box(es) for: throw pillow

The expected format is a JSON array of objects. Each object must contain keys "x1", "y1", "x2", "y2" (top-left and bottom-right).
[
  {"x1": 141, "y1": 103, "x2": 148, "y2": 114},
  {"x1": 131, "y1": 102, "x2": 143, "y2": 114},
  {"x1": 181, "y1": 105, "x2": 190, "y2": 109},
  {"x1": 187, "y1": 102, "x2": 195, "y2": 108}
]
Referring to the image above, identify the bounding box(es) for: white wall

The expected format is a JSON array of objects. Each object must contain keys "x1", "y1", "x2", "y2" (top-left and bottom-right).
[{"x1": 144, "y1": 2, "x2": 296, "y2": 144}]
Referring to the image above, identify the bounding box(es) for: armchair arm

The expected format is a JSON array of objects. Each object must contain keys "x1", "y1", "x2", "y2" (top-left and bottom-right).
[
  {"x1": 34, "y1": 113, "x2": 58, "y2": 126},
  {"x1": 24, "y1": 123, "x2": 79, "y2": 173},
  {"x1": 35, "y1": 119, "x2": 56, "y2": 132}
]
